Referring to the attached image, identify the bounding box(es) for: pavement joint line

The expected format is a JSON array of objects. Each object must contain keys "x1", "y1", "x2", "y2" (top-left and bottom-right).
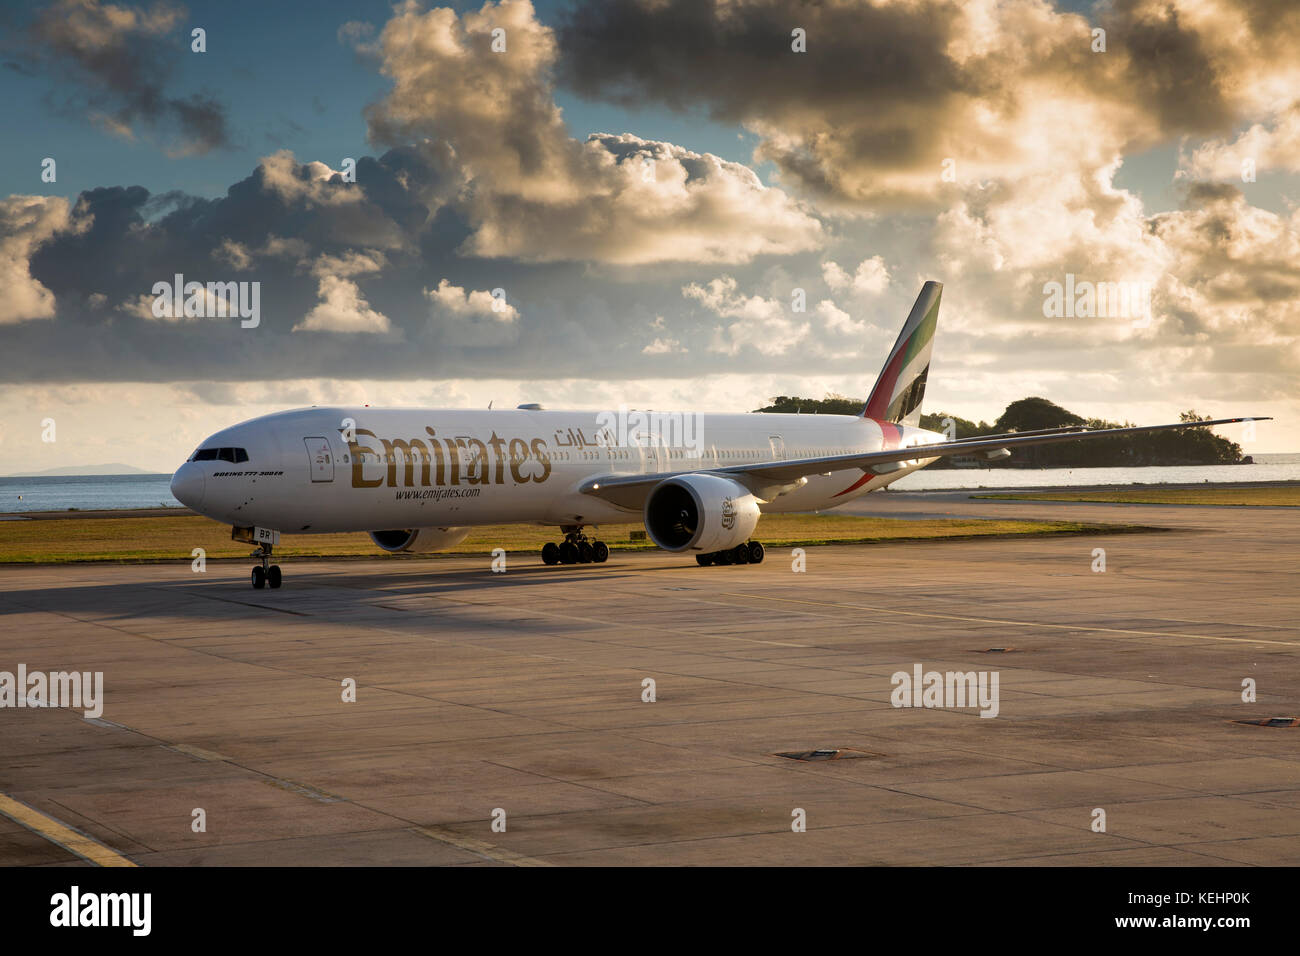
[
  {"x1": 716, "y1": 591, "x2": 1300, "y2": 648},
  {"x1": 0, "y1": 793, "x2": 136, "y2": 867},
  {"x1": 412, "y1": 826, "x2": 553, "y2": 866},
  {"x1": 165, "y1": 743, "x2": 231, "y2": 762}
]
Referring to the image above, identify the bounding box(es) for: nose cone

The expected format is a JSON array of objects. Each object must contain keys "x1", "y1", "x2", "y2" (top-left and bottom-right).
[{"x1": 170, "y1": 462, "x2": 206, "y2": 510}]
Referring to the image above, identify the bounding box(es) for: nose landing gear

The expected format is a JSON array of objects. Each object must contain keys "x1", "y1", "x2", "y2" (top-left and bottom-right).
[
  {"x1": 251, "y1": 544, "x2": 283, "y2": 589},
  {"x1": 541, "y1": 526, "x2": 609, "y2": 565}
]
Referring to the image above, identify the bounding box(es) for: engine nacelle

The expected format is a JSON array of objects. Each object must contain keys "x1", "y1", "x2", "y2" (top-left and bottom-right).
[
  {"x1": 643, "y1": 474, "x2": 760, "y2": 553},
  {"x1": 368, "y1": 527, "x2": 470, "y2": 553}
]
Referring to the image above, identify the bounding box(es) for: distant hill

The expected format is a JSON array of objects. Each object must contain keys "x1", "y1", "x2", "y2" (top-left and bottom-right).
[{"x1": 2, "y1": 464, "x2": 158, "y2": 478}]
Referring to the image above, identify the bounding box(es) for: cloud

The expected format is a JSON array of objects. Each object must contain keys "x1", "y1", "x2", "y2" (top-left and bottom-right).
[
  {"x1": 556, "y1": 0, "x2": 1300, "y2": 208},
  {"x1": 815, "y1": 299, "x2": 865, "y2": 338},
  {"x1": 126, "y1": 283, "x2": 247, "y2": 325},
  {"x1": 363, "y1": 0, "x2": 822, "y2": 263},
  {"x1": 1150, "y1": 186, "x2": 1300, "y2": 340},
  {"x1": 925, "y1": 168, "x2": 1300, "y2": 400},
  {"x1": 256, "y1": 152, "x2": 359, "y2": 207},
  {"x1": 337, "y1": 19, "x2": 378, "y2": 56},
  {"x1": 684, "y1": 276, "x2": 810, "y2": 356},
  {"x1": 215, "y1": 239, "x2": 251, "y2": 271},
  {"x1": 823, "y1": 256, "x2": 890, "y2": 296},
  {"x1": 294, "y1": 251, "x2": 392, "y2": 333},
  {"x1": 0, "y1": 195, "x2": 85, "y2": 324},
  {"x1": 261, "y1": 236, "x2": 313, "y2": 261},
  {"x1": 0, "y1": 0, "x2": 1293, "y2": 446},
  {"x1": 3, "y1": 145, "x2": 452, "y2": 359},
  {"x1": 473, "y1": 132, "x2": 825, "y2": 264},
  {"x1": 642, "y1": 337, "x2": 684, "y2": 355},
  {"x1": 27, "y1": 0, "x2": 230, "y2": 155},
  {"x1": 424, "y1": 278, "x2": 522, "y2": 347},
  {"x1": 308, "y1": 250, "x2": 388, "y2": 279},
  {"x1": 295, "y1": 276, "x2": 391, "y2": 334},
  {"x1": 426, "y1": 278, "x2": 518, "y2": 321},
  {"x1": 1179, "y1": 102, "x2": 1300, "y2": 180}
]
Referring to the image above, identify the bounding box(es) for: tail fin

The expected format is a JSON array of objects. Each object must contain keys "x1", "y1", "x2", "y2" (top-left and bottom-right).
[{"x1": 861, "y1": 280, "x2": 942, "y2": 427}]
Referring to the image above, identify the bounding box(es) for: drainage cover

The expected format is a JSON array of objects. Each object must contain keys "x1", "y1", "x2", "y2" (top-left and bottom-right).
[
  {"x1": 775, "y1": 748, "x2": 881, "y2": 761},
  {"x1": 1234, "y1": 717, "x2": 1299, "y2": 728}
]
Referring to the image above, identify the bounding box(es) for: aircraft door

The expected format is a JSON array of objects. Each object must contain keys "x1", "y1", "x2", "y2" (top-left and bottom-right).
[
  {"x1": 768, "y1": 435, "x2": 786, "y2": 460},
  {"x1": 634, "y1": 431, "x2": 665, "y2": 474},
  {"x1": 304, "y1": 436, "x2": 335, "y2": 482}
]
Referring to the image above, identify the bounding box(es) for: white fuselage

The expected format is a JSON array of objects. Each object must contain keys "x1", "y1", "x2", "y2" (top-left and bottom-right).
[{"x1": 170, "y1": 406, "x2": 942, "y2": 535}]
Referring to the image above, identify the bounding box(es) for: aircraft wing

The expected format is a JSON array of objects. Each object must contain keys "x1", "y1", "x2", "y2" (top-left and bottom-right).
[{"x1": 579, "y1": 416, "x2": 1266, "y2": 511}]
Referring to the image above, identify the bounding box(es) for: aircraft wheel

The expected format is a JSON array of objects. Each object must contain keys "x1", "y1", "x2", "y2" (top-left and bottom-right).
[
  {"x1": 747, "y1": 541, "x2": 765, "y2": 564},
  {"x1": 696, "y1": 553, "x2": 713, "y2": 567},
  {"x1": 715, "y1": 549, "x2": 732, "y2": 566},
  {"x1": 559, "y1": 541, "x2": 579, "y2": 564},
  {"x1": 252, "y1": 566, "x2": 266, "y2": 589},
  {"x1": 593, "y1": 541, "x2": 609, "y2": 563},
  {"x1": 541, "y1": 542, "x2": 560, "y2": 565},
  {"x1": 578, "y1": 541, "x2": 594, "y2": 563},
  {"x1": 268, "y1": 565, "x2": 282, "y2": 588},
  {"x1": 729, "y1": 543, "x2": 749, "y2": 564}
]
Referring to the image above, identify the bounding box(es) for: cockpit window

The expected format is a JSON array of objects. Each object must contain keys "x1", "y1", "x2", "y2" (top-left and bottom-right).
[{"x1": 190, "y1": 447, "x2": 248, "y2": 463}]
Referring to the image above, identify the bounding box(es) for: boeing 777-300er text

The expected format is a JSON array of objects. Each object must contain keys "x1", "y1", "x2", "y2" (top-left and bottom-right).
[{"x1": 170, "y1": 282, "x2": 1264, "y2": 588}]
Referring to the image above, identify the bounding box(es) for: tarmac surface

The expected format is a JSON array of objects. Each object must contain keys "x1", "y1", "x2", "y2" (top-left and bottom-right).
[{"x1": 0, "y1": 490, "x2": 1297, "y2": 866}]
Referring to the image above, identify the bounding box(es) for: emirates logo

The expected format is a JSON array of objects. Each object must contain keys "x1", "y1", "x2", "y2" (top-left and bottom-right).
[{"x1": 720, "y1": 496, "x2": 736, "y2": 530}]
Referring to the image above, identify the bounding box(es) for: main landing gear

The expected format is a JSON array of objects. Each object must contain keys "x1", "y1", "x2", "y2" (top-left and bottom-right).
[
  {"x1": 251, "y1": 543, "x2": 283, "y2": 589},
  {"x1": 541, "y1": 526, "x2": 609, "y2": 565},
  {"x1": 696, "y1": 540, "x2": 765, "y2": 567}
]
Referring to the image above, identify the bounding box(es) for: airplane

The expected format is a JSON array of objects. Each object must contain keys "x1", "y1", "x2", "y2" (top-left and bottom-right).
[{"x1": 169, "y1": 281, "x2": 1264, "y2": 588}]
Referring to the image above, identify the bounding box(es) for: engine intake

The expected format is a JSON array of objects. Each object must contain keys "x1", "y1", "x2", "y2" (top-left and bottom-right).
[
  {"x1": 643, "y1": 474, "x2": 760, "y2": 553},
  {"x1": 368, "y1": 527, "x2": 470, "y2": 553}
]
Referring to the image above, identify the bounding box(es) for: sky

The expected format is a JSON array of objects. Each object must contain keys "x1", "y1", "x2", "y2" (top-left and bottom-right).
[{"x1": 0, "y1": 0, "x2": 1297, "y2": 473}]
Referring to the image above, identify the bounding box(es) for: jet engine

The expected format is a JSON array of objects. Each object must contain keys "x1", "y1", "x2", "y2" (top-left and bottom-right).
[
  {"x1": 368, "y1": 527, "x2": 470, "y2": 553},
  {"x1": 643, "y1": 474, "x2": 760, "y2": 553}
]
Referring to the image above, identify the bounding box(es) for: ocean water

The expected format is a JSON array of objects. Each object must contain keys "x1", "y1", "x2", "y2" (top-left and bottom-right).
[
  {"x1": 891, "y1": 455, "x2": 1300, "y2": 492},
  {"x1": 0, "y1": 455, "x2": 1297, "y2": 514},
  {"x1": 0, "y1": 474, "x2": 179, "y2": 514}
]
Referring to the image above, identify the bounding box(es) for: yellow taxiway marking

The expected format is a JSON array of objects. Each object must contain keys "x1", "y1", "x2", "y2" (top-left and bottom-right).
[
  {"x1": 0, "y1": 793, "x2": 136, "y2": 867},
  {"x1": 719, "y1": 592, "x2": 1300, "y2": 648},
  {"x1": 414, "y1": 826, "x2": 553, "y2": 867}
]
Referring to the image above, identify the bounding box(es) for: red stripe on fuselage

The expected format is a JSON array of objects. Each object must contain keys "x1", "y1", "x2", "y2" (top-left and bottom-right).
[{"x1": 832, "y1": 421, "x2": 901, "y2": 497}]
